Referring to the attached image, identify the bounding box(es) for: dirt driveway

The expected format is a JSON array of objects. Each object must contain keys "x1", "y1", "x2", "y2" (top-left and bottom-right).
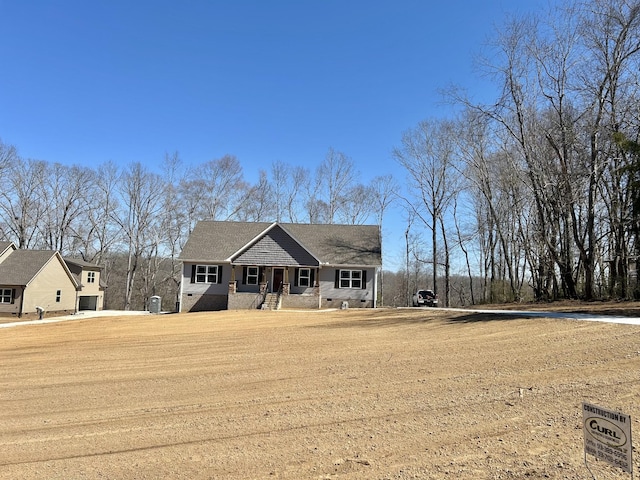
[{"x1": 1, "y1": 307, "x2": 639, "y2": 479}]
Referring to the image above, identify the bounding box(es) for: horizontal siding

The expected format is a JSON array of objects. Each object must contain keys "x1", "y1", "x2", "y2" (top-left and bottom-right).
[
  {"x1": 0, "y1": 286, "x2": 22, "y2": 316},
  {"x1": 181, "y1": 263, "x2": 230, "y2": 295},
  {"x1": 319, "y1": 267, "x2": 375, "y2": 304},
  {"x1": 23, "y1": 259, "x2": 76, "y2": 314}
]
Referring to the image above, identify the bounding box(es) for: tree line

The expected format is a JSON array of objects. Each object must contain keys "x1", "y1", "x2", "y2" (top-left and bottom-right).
[
  {"x1": 2, "y1": 0, "x2": 639, "y2": 310},
  {"x1": 396, "y1": 0, "x2": 640, "y2": 306}
]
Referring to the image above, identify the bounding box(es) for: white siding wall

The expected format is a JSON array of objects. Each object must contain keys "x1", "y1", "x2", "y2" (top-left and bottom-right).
[
  {"x1": 181, "y1": 263, "x2": 231, "y2": 295},
  {"x1": 319, "y1": 267, "x2": 376, "y2": 307}
]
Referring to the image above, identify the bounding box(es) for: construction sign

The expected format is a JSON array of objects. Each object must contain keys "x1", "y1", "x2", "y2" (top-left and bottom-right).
[{"x1": 583, "y1": 402, "x2": 633, "y2": 474}]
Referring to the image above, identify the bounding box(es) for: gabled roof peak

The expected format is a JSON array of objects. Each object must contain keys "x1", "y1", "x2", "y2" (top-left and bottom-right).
[{"x1": 231, "y1": 223, "x2": 320, "y2": 267}]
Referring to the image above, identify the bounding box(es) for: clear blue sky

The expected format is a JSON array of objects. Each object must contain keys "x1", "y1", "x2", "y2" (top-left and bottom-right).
[{"x1": 0, "y1": 0, "x2": 552, "y2": 270}]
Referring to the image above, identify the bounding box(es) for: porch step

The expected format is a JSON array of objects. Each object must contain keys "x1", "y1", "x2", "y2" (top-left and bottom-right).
[{"x1": 261, "y1": 293, "x2": 281, "y2": 310}]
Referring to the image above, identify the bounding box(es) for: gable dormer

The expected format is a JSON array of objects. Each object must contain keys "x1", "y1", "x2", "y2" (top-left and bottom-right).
[{"x1": 231, "y1": 224, "x2": 319, "y2": 267}]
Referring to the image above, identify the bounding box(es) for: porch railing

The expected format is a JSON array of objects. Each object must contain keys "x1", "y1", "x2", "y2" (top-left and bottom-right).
[{"x1": 249, "y1": 281, "x2": 269, "y2": 310}]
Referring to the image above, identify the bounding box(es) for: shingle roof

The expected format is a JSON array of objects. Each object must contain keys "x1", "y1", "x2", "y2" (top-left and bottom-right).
[
  {"x1": 179, "y1": 221, "x2": 382, "y2": 267},
  {"x1": 0, "y1": 249, "x2": 60, "y2": 286},
  {"x1": 0, "y1": 241, "x2": 14, "y2": 254},
  {"x1": 283, "y1": 223, "x2": 382, "y2": 266},
  {"x1": 63, "y1": 257, "x2": 107, "y2": 289},
  {"x1": 64, "y1": 257, "x2": 103, "y2": 269}
]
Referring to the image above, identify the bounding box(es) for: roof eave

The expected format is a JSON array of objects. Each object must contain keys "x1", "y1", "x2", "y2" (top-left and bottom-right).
[
  {"x1": 324, "y1": 263, "x2": 382, "y2": 269},
  {"x1": 180, "y1": 258, "x2": 231, "y2": 264}
]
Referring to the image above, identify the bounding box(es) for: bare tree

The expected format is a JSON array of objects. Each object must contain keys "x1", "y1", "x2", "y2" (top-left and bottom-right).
[
  {"x1": 0, "y1": 140, "x2": 19, "y2": 240},
  {"x1": 81, "y1": 161, "x2": 122, "y2": 263},
  {"x1": 269, "y1": 161, "x2": 309, "y2": 223},
  {"x1": 338, "y1": 184, "x2": 373, "y2": 225},
  {"x1": 287, "y1": 166, "x2": 310, "y2": 223},
  {"x1": 0, "y1": 139, "x2": 16, "y2": 177},
  {"x1": 39, "y1": 163, "x2": 94, "y2": 253},
  {"x1": 314, "y1": 148, "x2": 356, "y2": 224},
  {"x1": 158, "y1": 152, "x2": 188, "y2": 310},
  {"x1": 453, "y1": 109, "x2": 531, "y2": 302},
  {"x1": 470, "y1": 0, "x2": 640, "y2": 301},
  {"x1": 270, "y1": 161, "x2": 289, "y2": 223},
  {"x1": 116, "y1": 162, "x2": 165, "y2": 310},
  {"x1": 187, "y1": 155, "x2": 248, "y2": 222},
  {"x1": 579, "y1": 0, "x2": 640, "y2": 298},
  {"x1": 0, "y1": 158, "x2": 46, "y2": 248},
  {"x1": 238, "y1": 170, "x2": 272, "y2": 222},
  {"x1": 394, "y1": 119, "x2": 459, "y2": 306},
  {"x1": 369, "y1": 174, "x2": 398, "y2": 306}
]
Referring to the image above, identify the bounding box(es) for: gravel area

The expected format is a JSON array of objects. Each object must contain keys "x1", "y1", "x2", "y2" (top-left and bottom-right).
[{"x1": 1, "y1": 307, "x2": 639, "y2": 479}]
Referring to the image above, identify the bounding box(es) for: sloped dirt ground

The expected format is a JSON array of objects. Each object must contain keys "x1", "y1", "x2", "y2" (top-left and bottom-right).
[{"x1": 1, "y1": 306, "x2": 639, "y2": 479}]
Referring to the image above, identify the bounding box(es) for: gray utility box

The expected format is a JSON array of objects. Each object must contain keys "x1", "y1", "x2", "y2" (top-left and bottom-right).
[{"x1": 149, "y1": 296, "x2": 162, "y2": 314}]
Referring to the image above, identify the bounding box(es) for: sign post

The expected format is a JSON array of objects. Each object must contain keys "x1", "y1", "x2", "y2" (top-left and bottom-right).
[{"x1": 583, "y1": 402, "x2": 633, "y2": 477}]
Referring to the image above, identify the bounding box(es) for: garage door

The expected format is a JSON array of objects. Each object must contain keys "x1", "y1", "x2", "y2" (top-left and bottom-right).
[{"x1": 78, "y1": 296, "x2": 98, "y2": 311}]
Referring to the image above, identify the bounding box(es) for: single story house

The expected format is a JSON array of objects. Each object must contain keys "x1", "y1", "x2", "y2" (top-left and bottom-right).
[
  {"x1": 0, "y1": 242, "x2": 78, "y2": 318},
  {"x1": 64, "y1": 258, "x2": 106, "y2": 312},
  {"x1": 179, "y1": 221, "x2": 382, "y2": 311}
]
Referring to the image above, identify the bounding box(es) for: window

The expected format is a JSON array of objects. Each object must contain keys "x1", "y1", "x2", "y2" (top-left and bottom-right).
[
  {"x1": 56, "y1": 290, "x2": 61, "y2": 302},
  {"x1": 87, "y1": 271, "x2": 96, "y2": 283},
  {"x1": 339, "y1": 270, "x2": 362, "y2": 289},
  {"x1": 246, "y1": 266, "x2": 259, "y2": 285},
  {"x1": 297, "y1": 268, "x2": 311, "y2": 287},
  {"x1": 0, "y1": 288, "x2": 13, "y2": 304},
  {"x1": 196, "y1": 265, "x2": 218, "y2": 283}
]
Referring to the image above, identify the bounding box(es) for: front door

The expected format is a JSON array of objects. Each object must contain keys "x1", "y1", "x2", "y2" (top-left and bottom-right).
[{"x1": 272, "y1": 268, "x2": 284, "y2": 292}]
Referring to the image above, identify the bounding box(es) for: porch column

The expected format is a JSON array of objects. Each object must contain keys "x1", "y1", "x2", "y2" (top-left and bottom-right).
[
  {"x1": 282, "y1": 267, "x2": 290, "y2": 295},
  {"x1": 229, "y1": 265, "x2": 237, "y2": 293}
]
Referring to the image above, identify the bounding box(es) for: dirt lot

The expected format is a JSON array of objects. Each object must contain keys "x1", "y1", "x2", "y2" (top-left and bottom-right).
[{"x1": 1, "y1": 307, "x2": 639, "y2": 479}]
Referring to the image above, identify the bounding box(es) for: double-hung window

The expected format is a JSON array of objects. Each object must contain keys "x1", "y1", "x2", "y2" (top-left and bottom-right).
[
  {"x1": 340, "y1": 270, "x2": 362, "y2": 289},
  {"x1": 0, "y1": 288, "x2": 13, "y2": 304},
  {"x1": 246, "y1": 266, "x2": 259, "y2": 285},
  {"x1": 196, "y1": 265, "x2": 218, "y2": 283},
  {"x1": 87, "y1": 271, "x2": 96, "y2": 283},
  {"x1": 297, "y1": 268, "x2": 311, "y2": 287}
]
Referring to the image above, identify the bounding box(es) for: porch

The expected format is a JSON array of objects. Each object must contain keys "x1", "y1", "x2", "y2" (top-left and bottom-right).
[{"x1": 227, "y1": 265, "x2": 320, "y2": 310}]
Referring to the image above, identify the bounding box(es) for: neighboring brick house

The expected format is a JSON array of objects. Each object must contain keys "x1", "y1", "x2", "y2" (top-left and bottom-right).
[
  {"x1": 179, "y1": 221, "x2": 382, "y2": 311},
  {"x1": 0, "y1": 242, "x2": 78, "y2": 319},
  {"x1": 64, "y1": 258, "x2": 105, "y2": 312}
]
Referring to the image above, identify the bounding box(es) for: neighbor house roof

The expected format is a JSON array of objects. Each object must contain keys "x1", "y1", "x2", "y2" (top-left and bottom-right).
[
  {"x1": 179, "y1": 221, "x2": 382, "y2": 267},
  {"x1": 0, "y1": 250, "x2": 78, "y2": 287},
  {"x1": 64, "y1": 258, "x2": 103, "y2": 269},
  {"x1": 0, "y1": 241, "x2": 14, "y2": 254},
  {"x1": 63, "y1": 257, "x2": 107, "y2": 289}
]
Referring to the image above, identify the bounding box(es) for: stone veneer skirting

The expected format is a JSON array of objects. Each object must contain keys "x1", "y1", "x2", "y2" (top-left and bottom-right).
[
  {"x1": 281, "y1": 294, "x2": 321, "y2": 309},
  {"x1": 182, "y1": 293, "x2": 372, "y2": 311},
  {"x1": 227, "y1": 293, "x2": 263, "y2": 310}
]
